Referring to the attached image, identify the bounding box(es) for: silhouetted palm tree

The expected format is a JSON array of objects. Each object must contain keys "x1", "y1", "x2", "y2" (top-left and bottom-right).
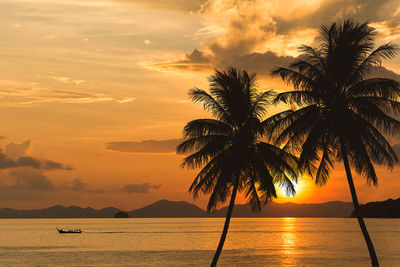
[
  {"x1": 271, "y1": 20, "x2": 400, "y2": 267},
  {"x1": 177, "y1": 68, "x2": 298, "y2": 267}
]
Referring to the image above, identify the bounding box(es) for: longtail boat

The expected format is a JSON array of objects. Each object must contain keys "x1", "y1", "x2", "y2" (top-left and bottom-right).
[{"x1": 57, "y1": 228, "x2": 82, "y2": 234}]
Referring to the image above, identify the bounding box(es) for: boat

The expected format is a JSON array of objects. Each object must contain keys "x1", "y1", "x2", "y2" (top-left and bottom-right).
[{"x1": 57, "y1": 228, "x2": 82, "y2": 234}]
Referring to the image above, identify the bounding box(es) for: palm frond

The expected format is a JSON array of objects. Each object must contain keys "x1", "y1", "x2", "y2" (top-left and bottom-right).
[
  {"x1": 177, "y1": 135, "x2": 232, "y2": 154},
  {"x1": 251, "y1": 90, "x2": 275, "y2": 120},
  {"x1": 188, "y1": 88, "x2": 232, "y2": 124},
  {"x1": 348, "y1": 78, "x2": 400, "y2": 99},
  {"x1": 274, "y1": 90, "x2": 320, "y2": 107},
  {"x1": 182, "y1": 119, "x2": 233, "y2": 139},
  {"x1": 315, "y1": 143, "x2": 334, "y2": 185},
  {"x1": 270, "y1": 67, "x2": 316, "y2": 91},
  {"x1": 350, "y1": 43, "x2": 398, "y2": 82},
  {"x1": 245, "y1": 179, "x2": 261, "y2": 212},
  {"x1": 180, "y1": 138, "x2": 230, "y2": 169}
]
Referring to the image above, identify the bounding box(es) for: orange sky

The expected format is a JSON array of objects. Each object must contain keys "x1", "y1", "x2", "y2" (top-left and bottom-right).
[{"x1": 0, "y1": 0, "x2": 400, "y2": 210}]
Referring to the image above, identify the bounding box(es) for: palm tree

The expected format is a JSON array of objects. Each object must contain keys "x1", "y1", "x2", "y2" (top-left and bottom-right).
[
  {"x1": 270, "y1": 20, "x2": 400, "y2": 267},
  {"x1": 177, "y1": 68, "x2": 299, "y2": 267}
]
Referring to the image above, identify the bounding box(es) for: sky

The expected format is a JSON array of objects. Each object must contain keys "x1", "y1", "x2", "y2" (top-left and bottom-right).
[{"x1": 0, "y1": 0, "x2": 400, "y2": 210}]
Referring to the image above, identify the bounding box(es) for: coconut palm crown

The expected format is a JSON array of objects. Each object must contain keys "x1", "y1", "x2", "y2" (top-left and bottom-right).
[
  {"x1": 177, "y1": 67, "x2": 298, "y2": 266},
  {"x1": 270, "y1": 20, "x2": 400, "y2": 267}
]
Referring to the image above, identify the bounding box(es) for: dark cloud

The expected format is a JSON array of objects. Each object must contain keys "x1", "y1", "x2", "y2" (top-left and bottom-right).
[
  {"x1": 0, "y1": 151, "x2": 72, "y2": 171},
  {"x1": 157, "y1": 48, "x2": 400, "y2": 80},
  {"x1": 185, "y1": 49, "x2": 211, "y2": 63},
  {"x1": 106, "y1": 139, "x2": 182, "y2": 153},
  {"x1": 5, "y1": 140, "x2": 31, "y2": 158},
  {"x1": 0, "y1": 170, "x2": 79, "y2": 201},
  {"x1": 154, "y1": 49, "x2": 212, "y2": 71},
  {"x1": 62, "y1": 178, "x2": 87, "y2": 191},
  {"x1": 16, "y1": 157, "x2": 42, "y2": 169},
  {"x1": 43, "y1": 160, "x2": 73, "y2": 171},
  {"x1": 0, "y1": 140, "x2": 72, "y2": 170},
  {"x1": 274, "y1": 0, "x2": 400, "y2": 34},
  {"x1": 70, "y1": 178, "x2": 86, "y2": 191},
  {"x1": 371, "y1": 67, "x2": 400, "y2": 81},
  {"x1": 216, "y1": 51, "x2": 294, "y2": 74},
  {"x1": 0, "y1": 173, "x2": 111, "y2": 201},
  {"x1": 0, "y1": 152, "x2": 17, "y2": 169},
  {"x1": 9, "y1": 168, "x2": 55, "y2": 191},
  {"x1": 0, "y1": 139, "x2": 73, "y2": 200},
  {"x1": 154, "y1": 49, "x2": 295, "y2": 74},
  {"x1": 60, "y1": 178, "x2": 112, "y2": 193},
  {"x1": 120, "y1": 183, "x2": 161, "y2": 194}
]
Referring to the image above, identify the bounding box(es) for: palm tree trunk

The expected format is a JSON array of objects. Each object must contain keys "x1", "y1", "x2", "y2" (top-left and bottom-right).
[
  {"x1": 340, "y1": 141, "x2": 379, "y2": 267},
  {"x1": 210, "y1": 181, "x2": 238, "y2": 267}
]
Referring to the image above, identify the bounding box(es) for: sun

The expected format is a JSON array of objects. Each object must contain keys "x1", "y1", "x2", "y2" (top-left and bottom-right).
[{"x1": 275, "y1": 176, "x2": 314, "y2": 203}]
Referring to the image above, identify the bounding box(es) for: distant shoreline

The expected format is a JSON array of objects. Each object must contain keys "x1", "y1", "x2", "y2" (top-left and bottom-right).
[{"x1": 0, "y1": 198, "x2": 398, "y2": 219}]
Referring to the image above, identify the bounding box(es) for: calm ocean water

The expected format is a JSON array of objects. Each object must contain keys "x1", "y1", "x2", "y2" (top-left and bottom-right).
[{"x1": 0, "y1": 218, "x2": 399, "y2": 266}]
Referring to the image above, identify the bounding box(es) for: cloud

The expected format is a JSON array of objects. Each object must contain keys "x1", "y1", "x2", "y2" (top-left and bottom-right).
[
  {"x1": 106, "y1": 139, "x2": 182, "y2": 153},
  {"x1": 60, "y1": 178, "x2": 162, "y2": 194},
  {"x1": 153, "y1": 0, "x2": 400, "y2": 75},
  {"x1": 0, "y1": 150, "x2": 72, "y2": 171},
  {"x1": 216, "y1": 51, "x2": 294, "y2": 74},
  {"x1": 61, "y1": 178, "x2": 87, "y2": 191},
  {"x1": 120, "y1": 183, "x2": 161, "y2": 194},
  {"x1": 274, "y1": 0, "x2": 400, "y2": 34},
  {"x1": 0, "y1": 139, "x2": 74, "y2": 200},
  {"x1": 370, "y1": 19, "x2": 400, "y2": 42},
  {"x1": 153, "y1": 49, "x2": 212, "y2": 71},
  {"x1": 7, "y1": 168, "x2": 55, "y2": 191},
  {"x1": 5, "y1": 140, "x2": 31, "y2": 158},
  {"x1": 70, "y1": 178, "x2": 87, "y2": 191},
  {"x1": 0, "y1": 80, "x2": 135, "y2": 105},
  {"x1": 48, "y1": 76, "x2": 86, "y2": 85},
  {"x1": 1, "y1": 140, "x2": 73, "y2": 170},
  {"x1": 371, "y1": 67, "x2": 400, "y2": 81},
  {"x1": 42, "y1": 160, "x2": 73, "y2": 170},
  {"x1": 58, "y1": 178, "x2": 114, "y2": 194},
  {"x1": 47, "y1": 90, "x2": 135, "y2": 104},
  {"x1": 155, "y1": 49, "x2": 295, "y2": 75},
  {"x1": 157, "y1": 49, "x2": 400, "y2": 81},
  {"x1": 0, "y1": 152, "x2": 19, "y2": 170},
  {"x1": 14, "y1": 157, "x2": 42, "y2": 169},
  {"x1": 152, "y1": 0, "x2": 313, "y2": 72},
  {"x1": 0, "y1": 169, "x2": 82, "y2": 201}
]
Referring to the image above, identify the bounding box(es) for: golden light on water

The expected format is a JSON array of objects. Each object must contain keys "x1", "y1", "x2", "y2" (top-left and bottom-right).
[{"x1": 280, "y1": 217, "x2": 298, "y2": 266}]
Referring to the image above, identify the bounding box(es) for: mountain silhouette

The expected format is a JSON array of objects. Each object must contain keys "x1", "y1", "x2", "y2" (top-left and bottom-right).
[
  {"x1": 114, "y1": 211, "x2": 130, "y2": 218},
  {"x1": 350, "y1": 198, "x2": 400, "y2": 218},
  {"x1": 0, "y1": 198, "x2": 397, "y2": 218},
  {"x1": 0, "y1": 205, "x2": 119, "y2": 218},
  {"x1": 128, "y1": 199, "x2": 206, "y2": 217}
]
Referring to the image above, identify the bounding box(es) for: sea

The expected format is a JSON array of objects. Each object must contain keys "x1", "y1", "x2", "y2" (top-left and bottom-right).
[{"x1": 0, "y1": 218, "x2": 399, "y2": 266}]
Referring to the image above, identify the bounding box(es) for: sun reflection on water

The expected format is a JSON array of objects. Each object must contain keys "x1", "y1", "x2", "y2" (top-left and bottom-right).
[{"x1": 280, "y1": 217, "x2": 298, "y2": 266}]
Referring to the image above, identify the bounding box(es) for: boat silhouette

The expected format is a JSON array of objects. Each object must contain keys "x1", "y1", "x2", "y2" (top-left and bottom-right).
[{"x1": 57, "y1": 228, "x2": 82, "y2": 234}]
